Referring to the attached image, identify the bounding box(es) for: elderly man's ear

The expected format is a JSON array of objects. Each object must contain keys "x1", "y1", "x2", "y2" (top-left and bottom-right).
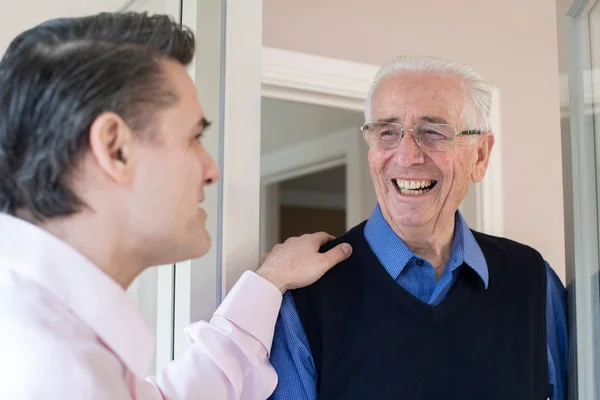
[{"x1": 471, "y1": 132, "x2": 495, "y2": 183}]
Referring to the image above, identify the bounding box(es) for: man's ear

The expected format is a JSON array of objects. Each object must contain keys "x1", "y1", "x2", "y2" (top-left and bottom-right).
[
  {"x1": 471, "y1": 132, "x2": 495, "y2": 183},
  {"x1": 88, "y1": 112, "x2": 135, "y2": 183}
]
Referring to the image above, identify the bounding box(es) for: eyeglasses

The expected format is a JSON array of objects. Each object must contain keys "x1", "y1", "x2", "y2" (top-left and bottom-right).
[{"x1": 360, "y1": 121, "x2": 481, "y2": 152}]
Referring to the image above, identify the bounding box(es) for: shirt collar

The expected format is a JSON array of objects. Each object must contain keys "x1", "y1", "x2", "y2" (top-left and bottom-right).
[
  {"x1": 0, "y1": 213, "x2": 154, "y2": 378},
  {"x1": 364, "y1": 204, "x2": 489, "y2": 288},
  {"x1": 456, "y1": 210, "x2": 489, "y2": 287}
]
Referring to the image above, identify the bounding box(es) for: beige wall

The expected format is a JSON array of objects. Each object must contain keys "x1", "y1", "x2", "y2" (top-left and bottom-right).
[{"x1": 264, "y1": 0, "x2": 566, "y2": 280}]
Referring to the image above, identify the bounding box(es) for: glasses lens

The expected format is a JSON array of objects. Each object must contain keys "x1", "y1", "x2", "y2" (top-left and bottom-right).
[
  {"x1": 362, "y1": 122, "x2": 402, "y2": 148},
  {"x1": 414, "y1": 124, "x2": 455, "y2": 151}
]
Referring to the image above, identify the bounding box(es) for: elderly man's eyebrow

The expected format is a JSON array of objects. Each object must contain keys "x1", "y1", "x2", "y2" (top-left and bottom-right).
[
  {"x1": 378, "y1": 117, "x2": 401, "y2": 123},
  {"x1": 419, "y1": 115, "x2": 449, "y2": 125}
]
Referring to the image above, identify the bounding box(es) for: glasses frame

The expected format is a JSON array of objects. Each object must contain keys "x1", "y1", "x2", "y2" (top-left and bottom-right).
[{"x1": 360, "y1": 121, "x2": 482, "y2": 152}]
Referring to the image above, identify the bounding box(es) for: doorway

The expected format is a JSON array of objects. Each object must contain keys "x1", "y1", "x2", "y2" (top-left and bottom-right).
[
  {"x1": 259, "y1": 98, "x2": 365, "y2": 258},
  {"x1": 279, "y1": 166, "x2": 347, "y2": 241}
]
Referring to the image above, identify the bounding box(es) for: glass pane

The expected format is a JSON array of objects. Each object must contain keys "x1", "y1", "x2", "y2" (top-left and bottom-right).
[
  {"x1": 173, "y1": 0, "x2": 226, "y2": 358},
  {"x1": 121, "y1": 0, "x2": 179, "y2": 374},
  {"x1": 121, "y1": 0, "x2": 170, "y2": 14},
  {"x1": 588, "y1": 1, "x2": 600, "y2": 393},
  {"x1": 188, "y1": 0, "x2": 224, "y2": 324},
  {"x1": 121, "y1": 0, "x2": 227, "y2": 368}
]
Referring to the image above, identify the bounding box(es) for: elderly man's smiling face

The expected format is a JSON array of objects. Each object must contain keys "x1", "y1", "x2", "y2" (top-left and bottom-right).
[{"x1": 368, "y1": 71, "x2": 494, "y2": 234}]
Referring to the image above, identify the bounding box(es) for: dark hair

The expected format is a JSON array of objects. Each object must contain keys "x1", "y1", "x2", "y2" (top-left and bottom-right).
[{"x1": 0, "y1": 12, "x2": 195, "y2": 220}]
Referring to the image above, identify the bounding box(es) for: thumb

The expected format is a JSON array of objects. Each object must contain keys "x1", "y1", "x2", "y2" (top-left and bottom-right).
[{"x1": 320, "y1": 243, "x2": 352, "y2": 271}]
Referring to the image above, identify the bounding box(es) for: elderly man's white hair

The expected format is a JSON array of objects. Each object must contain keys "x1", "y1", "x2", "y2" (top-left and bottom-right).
[{"x1": 364, "y1": 56, "x2": 492, "y2": 132}]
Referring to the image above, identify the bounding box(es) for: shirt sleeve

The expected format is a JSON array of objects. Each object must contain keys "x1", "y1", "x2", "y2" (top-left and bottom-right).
[
  {"x1": 268, "y1": 292, "x2": 318, "y2": 399},
  {"x1": 145, "y1": 271, "x2": 283, "y2": 400},
  {"x1": 545, "y1": 261, "x2": 568, "y2": 400}
]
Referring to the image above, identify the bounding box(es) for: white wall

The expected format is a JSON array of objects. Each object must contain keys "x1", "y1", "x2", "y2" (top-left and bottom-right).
[{"x1": 264, "y1": 0, "x2": 566, "y2": 280}]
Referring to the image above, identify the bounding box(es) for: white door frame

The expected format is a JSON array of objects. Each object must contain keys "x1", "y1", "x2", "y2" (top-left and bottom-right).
[
  {"x1": 260, "y1": 47, "x2": 504, "y2": 237},
  {"x1": 560, "y1": 0, "x2": 600, "y2": 397}
]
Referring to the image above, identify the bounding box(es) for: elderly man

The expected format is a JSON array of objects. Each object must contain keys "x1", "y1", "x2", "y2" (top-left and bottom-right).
[
  {"x1": 269, "y1": 57, "x2": 567, "y2": 400},
  {"x1": 0, "y1": 12, "x2": 352, "y2": 399}
]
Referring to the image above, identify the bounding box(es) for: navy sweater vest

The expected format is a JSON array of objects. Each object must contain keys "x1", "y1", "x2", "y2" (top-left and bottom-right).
[{"x1": 291, "y1": 222, "x2": 548, "y2": 400}]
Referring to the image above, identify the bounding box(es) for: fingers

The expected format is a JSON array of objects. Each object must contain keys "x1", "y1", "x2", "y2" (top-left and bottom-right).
[
  {"x1": 309, "y1": 231, "x2": 336, "y2": 246},
  {"x1": 320, "y1": 243, "x2": 353, "y2": 270}
]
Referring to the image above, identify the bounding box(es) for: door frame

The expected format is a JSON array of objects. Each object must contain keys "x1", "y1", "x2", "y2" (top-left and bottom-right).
[{"x1": 560, "y1": 0, "x2": 600, "y2": 397}]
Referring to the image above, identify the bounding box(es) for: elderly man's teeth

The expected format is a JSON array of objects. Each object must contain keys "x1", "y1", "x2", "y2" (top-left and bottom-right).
[
  {"x1": 395, "y1": 179, "x2": 436, "y2": 195},
  {"x1": 400, "y1": 188, "x2": 425, "y2": 195},
  {"x1": 396, "y1": 180, "x2": 434, "y2": 189}
]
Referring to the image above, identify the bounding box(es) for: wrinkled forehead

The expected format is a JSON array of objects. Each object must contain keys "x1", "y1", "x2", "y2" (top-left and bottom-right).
[{"x1": 371, "y1": 71, "x2": 470, "y2": 128}]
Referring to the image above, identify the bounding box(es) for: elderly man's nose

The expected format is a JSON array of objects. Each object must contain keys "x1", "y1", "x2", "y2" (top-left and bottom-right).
[{"x1": 394, "y1": 131, "x2": 425, "y2": 166}]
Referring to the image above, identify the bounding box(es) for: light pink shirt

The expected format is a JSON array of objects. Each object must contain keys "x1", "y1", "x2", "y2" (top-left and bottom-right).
[{"x1": 0, "y1": 213, "x2": 283, "y2": 399}]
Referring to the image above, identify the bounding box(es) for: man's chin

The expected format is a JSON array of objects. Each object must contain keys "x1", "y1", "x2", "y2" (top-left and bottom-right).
[
  {"x1": 188, "y1": 233, "x2": 212, "y2": 260},
  {"x1": 168, "y1": 232, "x2": 212, "y2": 263},
  {"x1": 193, "y1": 243, "x2": 211, "y2": 259}
]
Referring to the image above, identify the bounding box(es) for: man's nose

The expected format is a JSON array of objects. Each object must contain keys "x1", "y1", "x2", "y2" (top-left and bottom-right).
[{"x1": 203, "y1": 152, "x2": 220, "y2": 185}]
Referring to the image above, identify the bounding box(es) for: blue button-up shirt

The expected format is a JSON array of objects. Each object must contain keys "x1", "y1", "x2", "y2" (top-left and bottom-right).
[{"x1": 270, "y1": 204, "x2": 568, "y2": 399}]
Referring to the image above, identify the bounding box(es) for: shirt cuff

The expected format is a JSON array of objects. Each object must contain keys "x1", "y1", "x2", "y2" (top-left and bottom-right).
[{"x1": 213, "y1": 270, "x2": 283, "y2": 354}]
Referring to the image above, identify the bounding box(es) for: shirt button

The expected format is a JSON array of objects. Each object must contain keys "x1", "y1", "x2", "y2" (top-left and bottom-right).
[{"x1": 416, "y1": 259, "x2": 424, "y2": 266}]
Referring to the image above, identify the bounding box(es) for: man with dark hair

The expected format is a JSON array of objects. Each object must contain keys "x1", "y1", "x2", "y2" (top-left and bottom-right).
[{"x1": 0, "y1": 12, "x2": 352, "y2": 399}]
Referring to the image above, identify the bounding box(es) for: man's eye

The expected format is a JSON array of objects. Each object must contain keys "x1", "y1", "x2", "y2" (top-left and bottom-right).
[
  {"x1": 194, "y1": 133, "x2": 204, "y2": 142},
  {"x1": 380, "y1": 130, "x2": 398, "y2": 137}
]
